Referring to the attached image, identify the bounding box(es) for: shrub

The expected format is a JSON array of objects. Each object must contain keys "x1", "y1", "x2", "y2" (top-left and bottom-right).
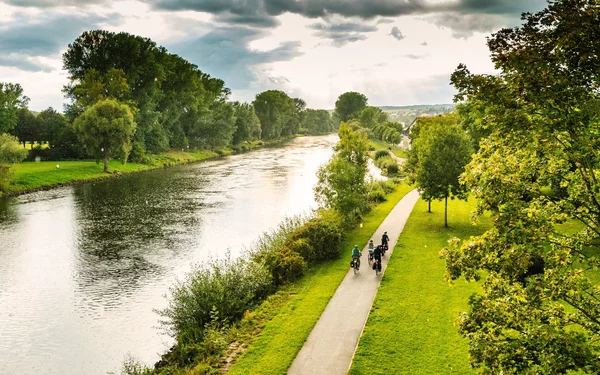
[
  {"x1": 287, "y1": 238, "x2": 315, "y2": 263},
  {"x1": 288, "y1": 210, "x2": 343, "y2": 261},
  {"x1": 158, "y1": 254, "x2": 272, "y2": 345},
  {"x1": 374, "y1": 150, "x2": 389, "y2": 160},
  {"x1": 367, "y1": 180, "x2": 397, "y2": 195},
  {"x1": 368, "y1": 189, "x2": 386, "y2": 203},
  {"x1": 386, "y1": 163, "x2": 399, "y2": 176},
  {"x1": 267, "y1": 246, "x2": 307, "y2": 285}
]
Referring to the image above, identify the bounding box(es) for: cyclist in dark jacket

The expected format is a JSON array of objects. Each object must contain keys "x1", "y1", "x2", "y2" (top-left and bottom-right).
[
  {"x1": 382, "y1": 231, "x2": 390, "y2": 246},
  {"x1": 373, "y1": 245, "x2": 383, "y2": 272}
]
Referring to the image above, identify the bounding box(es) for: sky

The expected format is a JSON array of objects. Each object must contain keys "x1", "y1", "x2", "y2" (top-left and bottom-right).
[{"x1": 0, "y1": 0, "x2": 549, "y2": 111}]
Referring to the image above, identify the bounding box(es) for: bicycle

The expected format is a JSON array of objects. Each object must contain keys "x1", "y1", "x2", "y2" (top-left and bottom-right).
[
  {"x1": 373, "y1": 258, "x2": 382, "y2": 276},
  {"x1": 381, "y1": 243, "x2": 388, "y2": 256},
  {"x1": 351, "y1": 254, "x2": 361, "y2": 274},
  {"x1": 368, "y1": 250, "x2": 374, "y2": 268}
]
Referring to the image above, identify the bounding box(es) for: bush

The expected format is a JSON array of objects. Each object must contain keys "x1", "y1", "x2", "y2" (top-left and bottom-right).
[
  {"x1": 386, "y1": 163, "x2": 399, "y2": 176},
  {"x1": 374, "y1": 150, "x2": 389, "y2": 160},
  {"x1": 158, "y1": 254, "x2": 272, "y2": 345},
  {"x1": 368, "y1": 189, "x2": 386, "y2": 203},
  {"x1": 367, "y1": 180, "x2": 397, "y2": 195},
  {"x1": 288, "y1": 210, "x2": 343, "y2": 262},
  {"x1": 266, "y1": 246, "x2": 307, "y2": 285}
]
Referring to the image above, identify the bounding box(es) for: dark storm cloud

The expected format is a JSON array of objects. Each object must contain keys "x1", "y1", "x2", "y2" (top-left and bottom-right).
[
  {"x1": 166, "y1": 26, "x2": 303, "y2": 90},
  {"x1": 0, "y1": 12, "x2": 119, "y2": 71},
  {"x1": 429, "y1": 12, "x2": 506, "y2": 39},
  {"x1": 390, "y1": 26, "x2": 405, "y2": 41},
  {"x1": 2, "y1": 0, "x2": 106, "y2": 6},
  {"x1": 308, "y1": 20, "x2": 378, "y2": 46}
]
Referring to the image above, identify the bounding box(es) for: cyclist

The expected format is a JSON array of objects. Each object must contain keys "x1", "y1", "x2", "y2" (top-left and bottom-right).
[
  {"x1": 381, "y1": 231, "x2": 390, "y2": 251},
  {"x1": 373, "y1": 244, "x2": 383, "y2": 273},
  {"x1": 368, "y1": 239, "x2": 375, "y2": 265},
  {"x1": 368, "y1": 239, "x2": 374, "y2": 250},
  {"x1": 351, "y1": 245, "x2": 361, "y2": 270}
]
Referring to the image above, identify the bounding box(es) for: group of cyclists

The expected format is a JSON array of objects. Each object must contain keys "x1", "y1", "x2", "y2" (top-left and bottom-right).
[{"x1": 351, "y1": 231, "x2": 390, "y2": 274}]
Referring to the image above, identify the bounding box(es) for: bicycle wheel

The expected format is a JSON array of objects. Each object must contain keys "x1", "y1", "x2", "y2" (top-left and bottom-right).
[{"x1": 353, "y1": 261, "x2": 358, "y2": 274}]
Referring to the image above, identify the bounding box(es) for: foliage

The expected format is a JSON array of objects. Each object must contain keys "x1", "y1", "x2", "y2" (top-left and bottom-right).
[
  {"x1": 0, "y1": 82, "x2": 29, "y2": 134},
  {"x1": 252, "y1": 90, "x2": 297, "y2": 140},
  {"x1": 227, "y1": 185, "x2": 413, "y2": 375},
  {"x1": 73, "y1": 99, "x2": 136, "y2": 172},
  {"x1": 12, "y1": 108, "x2": 42, "y2": 146},
  {"x1": 406, "y1": 114, "x2": 473, "y2": 226},
  {"x1": 301, "y1": 109, "x2": 336, "y2": 135},
  {"x1": 315, "y1": 122, "x2": 370, "y2": 221},
  {"x1": 287, "y1": 210, "x2": 344, "y2": 262},
  {"x1": 443, "y1": 0, "x2": 600, "y2": 373},
  {"x1": 158, "y1": 254, "x2": 272, "y2": 345},
  {"x1": 0, "y1": 133, "x2": 27, "y2": 194},
  {"x1": 0, "y1": 133, "x2": 27, "y2": 164},
  {"x1": 334, "y1": 92, "x2": 368, "y2": 122},
  {"x1": 232, "y1": 102, "x2": 261, "y2": 144},
  {"x1": 374, "y1": 150, "x2": 389, "y2": 160},
  {"x1": 359, "y1": 106, "x2": 388, "y2": 128}
]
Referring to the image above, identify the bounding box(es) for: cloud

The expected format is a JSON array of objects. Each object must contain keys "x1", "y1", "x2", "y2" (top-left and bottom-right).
[
  {"x1": 403, "y1": 53, "x2": 426, "y2": 59},
  {"x1": 390, "y1": 26, "x2": 405, "y2": 41},
  {"x1": 452, "y1": 0, "x2": 548, "y2": 16},
  {"x1": 166, "y1": 26, "x2": 303, "y2": 91},
  {"x1": 0, "y1": 12, "x2": 120, "y2": 71},
  {"x1": 428, "y1": 12, "x2": 507, "y2": 39},
  {"x1": 376, "y1": 18, "x2": 394, "y2": 24},
  {"x1": 420, "y1": 41, "x2": 428, "y2": 46},
  {"x1": 2, "y1": 0, "x2": 107, "y2": 6},
  {"x1": 308, "y1": 20, "x2": 377, "y2": 47}
]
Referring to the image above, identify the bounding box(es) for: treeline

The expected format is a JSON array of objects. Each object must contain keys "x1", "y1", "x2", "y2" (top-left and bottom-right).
[{"x1": 0, "y1": 30, "x2": 337, "y2": 165}]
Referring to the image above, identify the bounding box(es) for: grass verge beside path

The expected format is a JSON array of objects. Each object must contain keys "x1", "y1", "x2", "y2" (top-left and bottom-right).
[
  {"x1": 225, "y1": 184, "x2": 414, "y2": 375},
  {"x1": 370, "y1": 138, "x2": 408, "y2": 159},
  {"x1": 349, "y1": 198, "x2": 490, "y2": 375}
]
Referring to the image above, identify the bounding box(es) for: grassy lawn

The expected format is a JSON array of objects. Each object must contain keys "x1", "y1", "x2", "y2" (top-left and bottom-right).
[
  {"x1": 225, "y1": 184, "x2": 415, "y2": 375},
  {"x1": 370, "y1": 138, "x2": 408, "y2": 159},
  {"x1": 5, "y1": 150, "x2": 218, "y2": 195},
  {"x1": 349, "y1": 198, "x2": 490, "y2": 375}
]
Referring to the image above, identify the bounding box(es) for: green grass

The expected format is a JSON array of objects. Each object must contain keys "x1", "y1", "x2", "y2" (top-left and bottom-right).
[
  {"x1": 349, "y1": 198, "x2": 491, "y2": 375},
  {"x1": 5, "y1": 150, "x2": 218, "y2": 195},
  {"x1": 370, "y1": 138, "x2": 408, "y2": 159},
  {"x1": 226, "y1": 184, "x2": 415, "y2": 375}
]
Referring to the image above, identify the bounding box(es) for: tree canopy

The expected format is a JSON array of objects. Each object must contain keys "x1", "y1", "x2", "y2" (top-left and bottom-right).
[
  {"x1": 443, "y1": 0, "x2": 600, "y2": 372},
  {"x1": 73, "y1": 99, "x2": 136, "y2": 172},
  {"x1": 0, "y1": 83, "x2": 29, "y2": 134},
  {"x1": 334, "y1": 92, "x2": 368, "y2": 122}
]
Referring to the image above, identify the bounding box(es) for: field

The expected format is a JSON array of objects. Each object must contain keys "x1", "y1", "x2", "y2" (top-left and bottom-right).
[{"x1": 349, "y1": 197, "x2": 490, "y2": 375}]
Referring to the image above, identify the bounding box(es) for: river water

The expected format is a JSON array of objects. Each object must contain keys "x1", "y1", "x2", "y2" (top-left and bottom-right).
[{"x1": 0, "y1": 135, "x2": 350, "y2": 375}]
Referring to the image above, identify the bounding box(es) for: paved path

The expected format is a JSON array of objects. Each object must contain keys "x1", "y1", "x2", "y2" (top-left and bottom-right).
[
  {"x1": 389, "y1": 150, "x2": 407, "y2": 165},
  {"x1": 288, "y1": 189, "x2": 420, "y2": 375}
]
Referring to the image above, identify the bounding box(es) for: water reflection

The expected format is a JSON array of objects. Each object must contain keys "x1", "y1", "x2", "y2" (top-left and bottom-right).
[{"x1": 0, "y1": 134, "x2": 340, "y2": 375}]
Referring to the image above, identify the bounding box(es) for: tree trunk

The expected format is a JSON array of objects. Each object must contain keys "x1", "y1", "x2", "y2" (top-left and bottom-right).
[
  {"x1": 103, "y1": 149, "x2": 109, "y2": 173},
  {"x1": 444, "y1": 196, "x2": 448, "y2": 228},
  {"x1": 428, "y1": 199, "x2": 431, "y2": 213}
]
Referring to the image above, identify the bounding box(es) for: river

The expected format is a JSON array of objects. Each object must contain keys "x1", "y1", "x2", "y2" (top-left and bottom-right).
[{"x1": 0, "y1": 134, "x2": 356, "y2": 375}]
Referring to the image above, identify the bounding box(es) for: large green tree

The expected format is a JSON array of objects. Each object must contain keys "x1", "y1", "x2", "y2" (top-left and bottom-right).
[
  {"x1": 302, "y1": 109, "x2": 335, "y2": 135},
  {"x1": 73, "y1": 99, "x2": 136, "y2": 172},
  {"x1": 232, "y1": 102, "x2": 261, "y2": 144},
  {"x1": 408, "y1": 116, "x2": 472, "y2": 227},
  {"x1": 0, "y1": 83, "x2": 29, "y2": 134},
  {"x1": 253, "y1": 90, "x2": 296, "y2": 140},
  {"x1": 13, "y1": 108, "x2": 43, "y2": 147},
  {"x1": 315, "y1": 121, "x2": 370, "y2": 221},
  {"x1": 334, "y1": 92, "x2": 368, "y2": 122},
  {"x1": 443, "y1": 0, "x2": 600, "y2": 373}
]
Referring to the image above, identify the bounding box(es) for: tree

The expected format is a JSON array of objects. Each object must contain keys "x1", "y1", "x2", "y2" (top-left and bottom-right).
[
  {"x1": 412, "y1": 119, "x2": 472, "y2": 227},
  {"x1": 13, "y1": 108, "x2": 43, "y2": 147},
  {"x1": 334, "y1": 92, "x2": 368, "y2": 122},
  {"x1": 302, "y1": 109, "x2": 334, "y2": 135},
  {"x1": 0, "y1": 83, "x2": 29, "y2": 134},
  {"x1": 358, "y1": 106, "x2": 387, "y2": 129},
  {"x1": 443, "y1": 0, "x2": 600, "y2": 373},
  {"x1": 188, "y1": 101, "x2": 235, "y2": 148},
  {"x1": 314, "y1": 122, "x2": 370, "y2": 221},
  {"x1": 232, "y1": 102, "x2": 261, "y2": 144},
  {"x1": 73, "y1": 99, "x2": 136, "y2": 172},
  {"x1": 0, "y1": 133, "x2": 28, "y2": 194},
  {"x1": 253, "y1": 90, "x2": 296, "y2": 140}
]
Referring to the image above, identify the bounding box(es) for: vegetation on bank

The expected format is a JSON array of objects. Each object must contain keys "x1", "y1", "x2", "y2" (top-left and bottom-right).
[
  {"x1": 117, "y1": 121, "x2": 397, "y2": 374},
  {"x1": 350, "y1": 198, "x2": 489, "y2": 375},
  {"x1": 227, "y1": 184, "x2": 413, "y2": 375}
]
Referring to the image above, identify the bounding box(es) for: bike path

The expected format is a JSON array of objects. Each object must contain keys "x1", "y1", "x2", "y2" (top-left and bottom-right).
[{"x1": 288, "y1": 189, "x2": 420, "y2": 375}]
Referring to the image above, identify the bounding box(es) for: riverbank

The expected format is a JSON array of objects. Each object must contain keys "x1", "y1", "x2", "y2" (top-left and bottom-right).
[
  {"x1": 225, "y1": 184, "x2": 414, "y2": 374},
  {"x1": 2, "y1": 138, "x2": 299, "y2": 198}
]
